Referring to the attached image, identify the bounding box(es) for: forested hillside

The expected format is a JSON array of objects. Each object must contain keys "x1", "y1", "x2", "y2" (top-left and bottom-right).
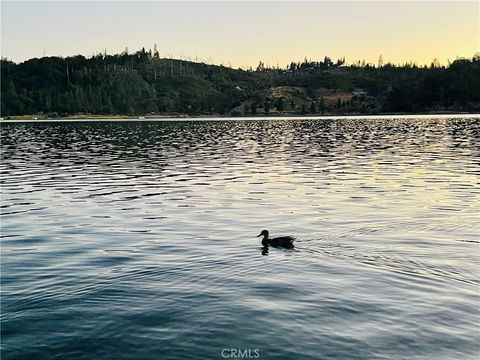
[{"x1": 2, "y1": 48, "x2": 479, "y2": 117}]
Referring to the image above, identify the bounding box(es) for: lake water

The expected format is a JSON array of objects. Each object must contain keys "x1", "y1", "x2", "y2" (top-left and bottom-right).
[{"x1": 1, "y1": 116, "x2": 479, "y2": 360}]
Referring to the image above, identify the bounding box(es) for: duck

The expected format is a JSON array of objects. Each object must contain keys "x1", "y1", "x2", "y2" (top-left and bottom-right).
[{"x1": 257, "y1": 230, "x2": 295, "y2": 248}]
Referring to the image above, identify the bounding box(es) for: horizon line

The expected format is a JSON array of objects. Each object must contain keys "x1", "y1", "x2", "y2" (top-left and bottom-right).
[{"x1": 2, "y1": 48, "x2": 479, "y2": 69}]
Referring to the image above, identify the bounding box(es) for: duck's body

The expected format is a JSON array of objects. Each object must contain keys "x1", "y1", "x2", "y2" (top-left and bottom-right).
[{"x1": 257, "y1": 230, "x2": 295, "y2": 248}]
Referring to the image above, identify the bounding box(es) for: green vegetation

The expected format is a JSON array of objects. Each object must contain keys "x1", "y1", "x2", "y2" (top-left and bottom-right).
[{"x1": 1, "y1": 48, "x2": 479, "y2": 118}]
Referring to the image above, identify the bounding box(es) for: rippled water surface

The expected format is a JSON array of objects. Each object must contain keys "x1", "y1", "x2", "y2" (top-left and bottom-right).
[{"x1": 1, "y1": 116, "x2": 479, "y2": 360}]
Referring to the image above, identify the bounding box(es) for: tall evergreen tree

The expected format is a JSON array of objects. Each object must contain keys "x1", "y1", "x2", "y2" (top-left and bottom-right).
[
  {"x1": 264, "y1": 101, "x2": 270, "y2": 113},
  {"x1": 319, "y1": 97, "x2": 325, "y2": 114},
  {"x1": 276, "y1": 98, "x2": 284, "y2": 111}
]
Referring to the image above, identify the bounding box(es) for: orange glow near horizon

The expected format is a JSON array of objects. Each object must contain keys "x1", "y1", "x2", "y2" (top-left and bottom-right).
[{"x1": 1, "y1": 1, "x2": 479, "y2": 67}]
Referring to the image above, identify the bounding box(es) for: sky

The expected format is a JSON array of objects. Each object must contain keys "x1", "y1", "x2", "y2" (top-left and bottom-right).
[{"x1": 1, "y1": 1, "x2": 478, "y2": 68}]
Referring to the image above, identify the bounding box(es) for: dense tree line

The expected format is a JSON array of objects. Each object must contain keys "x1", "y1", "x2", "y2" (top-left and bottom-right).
[{"x1": 1, "y1": 49, "x2": 479, "y2": 117}]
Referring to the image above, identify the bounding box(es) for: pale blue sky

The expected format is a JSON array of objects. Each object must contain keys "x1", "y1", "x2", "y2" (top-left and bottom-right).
[{"x1": 1, "y1": 1, "x2": 478, "y2": 67}]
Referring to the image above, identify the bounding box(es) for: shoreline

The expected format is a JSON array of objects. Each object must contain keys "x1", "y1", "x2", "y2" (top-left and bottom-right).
[{"x1": 1, "y1": 112, "x2": 479, "y2": 122}]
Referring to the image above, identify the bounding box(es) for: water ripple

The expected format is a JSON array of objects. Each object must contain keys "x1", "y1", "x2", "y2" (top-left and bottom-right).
[{"x1": 1, "y1": 117, "x2": 479, "y2": 360}]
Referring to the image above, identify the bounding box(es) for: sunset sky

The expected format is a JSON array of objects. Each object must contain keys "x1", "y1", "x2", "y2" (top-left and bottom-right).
[{"x1": 1, "y1": 1, "x2": 478, "y2": 67}]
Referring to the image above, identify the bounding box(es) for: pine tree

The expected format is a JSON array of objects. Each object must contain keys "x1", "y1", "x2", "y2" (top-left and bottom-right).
[
  {"x1": 276, "y1": 98, "x2": 284, "y2": 111},
  {"x1": 319, "y1": 97, "x2": 325, "y2": 113},
  {"x1": 264, "y1": 101, "x2": 270, "y2": 113}
]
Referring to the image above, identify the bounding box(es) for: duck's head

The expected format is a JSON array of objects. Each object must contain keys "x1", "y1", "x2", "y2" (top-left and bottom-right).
[
  {"x1": 257, "y1": 229, "x2": 269, "y2": 238},
  {"x1": 257, "y1": 230, "x2": 269, "y2": 246}
]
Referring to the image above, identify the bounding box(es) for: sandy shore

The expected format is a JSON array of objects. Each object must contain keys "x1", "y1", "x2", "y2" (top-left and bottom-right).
[{"x1": 2, "y1": 111, "x2": 479, "y2": 122}]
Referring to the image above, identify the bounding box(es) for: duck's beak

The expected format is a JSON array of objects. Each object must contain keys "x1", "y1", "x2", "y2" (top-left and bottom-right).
[{"x1": 256, "y1": 233, "x2": 262, "y2": 237}]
